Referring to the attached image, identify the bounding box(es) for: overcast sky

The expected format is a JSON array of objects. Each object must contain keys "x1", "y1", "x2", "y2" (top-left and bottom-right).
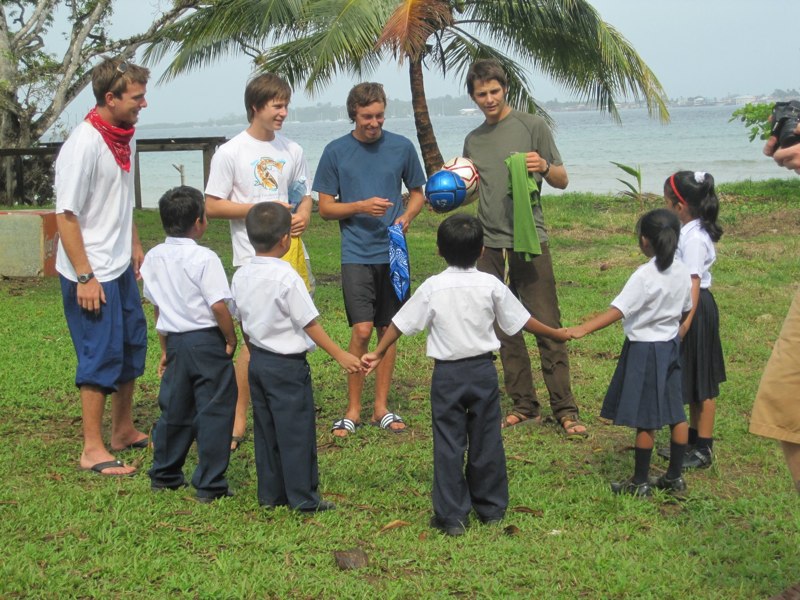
[{"x1": 55, "y1": 0, "x2": 800, "y2": 125}]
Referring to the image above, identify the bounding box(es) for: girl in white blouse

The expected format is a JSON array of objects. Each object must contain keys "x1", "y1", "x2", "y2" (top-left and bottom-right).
[
  {"x1": 567, "y1": 209, "x2": 693, "y2": 497},
  {"x1": 665, "y1": 171, "x2": 726, "y2": 470}
]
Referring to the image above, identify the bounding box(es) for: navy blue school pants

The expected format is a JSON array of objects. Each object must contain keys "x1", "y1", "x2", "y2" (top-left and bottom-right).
[
  {"x1": 248, "y1": 347, "x2": 320, "y2": 510},
  {"x1": 430, "y1": 354, "x2": 509, "y2": 527},
  {"x1": 149, "y1": 327, "x2": 237, "y2": 497}
]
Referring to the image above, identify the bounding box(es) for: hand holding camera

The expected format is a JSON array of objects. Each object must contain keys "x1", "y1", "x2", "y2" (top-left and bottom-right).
[
  {"x1": 771, "y1": 101, "x2": 800, "y2": 149},
  {"x1": 765, "y1": 101, "x2": 800, "y2": 174}
]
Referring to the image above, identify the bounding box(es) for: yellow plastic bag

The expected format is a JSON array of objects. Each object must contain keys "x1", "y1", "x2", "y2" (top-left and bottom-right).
[{"x1": 281, "y1": 236, "x2": 313, "y2": 293}]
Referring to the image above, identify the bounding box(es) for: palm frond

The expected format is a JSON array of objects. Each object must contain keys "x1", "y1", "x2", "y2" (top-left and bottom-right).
[
  {"x1": 610, "y1": 161, "x2": 641, "y2": 180},
  {"x1": 377, "y1": 0, "x2": 452, "y2": 61},
  {"x1": 143, "y1": 0, "x2": 306, "y2": 82},
  {"x1": 466, "y1": 0, "x2": 669, "y2": 123},
  {"x1": 257, "y1": 0, "x2": 394, "y2": 95}
]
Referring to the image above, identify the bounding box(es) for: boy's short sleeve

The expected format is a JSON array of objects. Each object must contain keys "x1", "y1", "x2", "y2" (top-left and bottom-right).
[
  {"x1": 402, "y1": 140, "x2": 427, "y2": 190},
  {"x1": 199, "y1": 252, "x2": 233, "y2": 308},
  {"x1": 312, "y1": 144, "x2": 339, "y2": 197},
  {"x1": 391, "y1": 282, "x2": 431, "y2": 336},
  {"x1": 282, "y1": 273, "x2": 320, "y2": 329},
  {"x1": 204, "y1": 147, "x2": 235, "y2": 200},
  {"x1": 55, "y1": 130, "x2": 96, "y2": 216},
  {"x1": 493, "y1": 284, "x2": 531, "y2": 335}
]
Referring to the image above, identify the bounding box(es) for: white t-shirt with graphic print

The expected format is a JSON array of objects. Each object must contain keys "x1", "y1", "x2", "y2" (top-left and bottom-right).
[{"x1": 205, "y1": 130, "x2": 310, "y2": 266}]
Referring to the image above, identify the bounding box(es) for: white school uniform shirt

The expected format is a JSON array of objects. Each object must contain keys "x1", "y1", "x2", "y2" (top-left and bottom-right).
[
  {"x1": 231, "y1": 256, "x2": 319, "y2": 354},
  {"x1": 205, "y1": 131, "x2": 311, "y2": 267},
  {"x1": 611, "y1": 258, "x2": 693, "y2": 342},
  {"x1": 676, "y1": 218, "x2": 716, "y2": 289},
  {"x1": 55, "y1": 122, "x2": 137, "y2": 282},
  {"x1": 391, "y1": 266, "x2": 531, "y2": 361},
  {"x1": 140, "y1": 238, "x2": 232, "y2": 334}
]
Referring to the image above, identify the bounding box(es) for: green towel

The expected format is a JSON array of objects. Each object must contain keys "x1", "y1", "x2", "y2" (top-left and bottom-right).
[{"x1": 505, "y1": 152, "x2": 541, "y2": 260}]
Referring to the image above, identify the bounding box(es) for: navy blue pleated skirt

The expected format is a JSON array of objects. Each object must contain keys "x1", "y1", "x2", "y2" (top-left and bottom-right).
[
  {"x1": 681, "y1": 288, "x2": 726, "y2": 404},
  {"x1": 601, "y1": 337, "x2": 686, "y2": 429}
]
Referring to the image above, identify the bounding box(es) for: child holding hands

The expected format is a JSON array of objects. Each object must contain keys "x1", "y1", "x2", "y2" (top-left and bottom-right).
[
  {"x1": 566, "y1": 209, "x2": 693, "y2": 497},
  {"x1": 362, "y1": 214, "x2": 570, "y2": 535},
  {"x1": 141, "y1": 186, "x2": 238, "y2": 503},
  {"x1": 231, "y1": 202, "x2": 362, "y2": 512}
]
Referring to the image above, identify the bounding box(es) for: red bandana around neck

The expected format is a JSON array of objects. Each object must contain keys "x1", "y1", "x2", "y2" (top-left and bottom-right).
[{"x1": 85, "y1": 107, "x2": 135, "y2": 172}]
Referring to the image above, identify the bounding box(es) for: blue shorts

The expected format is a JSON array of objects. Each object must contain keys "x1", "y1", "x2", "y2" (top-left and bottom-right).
[{"x1": 60, "y1": 266, "x2": 147, "y2": 392}]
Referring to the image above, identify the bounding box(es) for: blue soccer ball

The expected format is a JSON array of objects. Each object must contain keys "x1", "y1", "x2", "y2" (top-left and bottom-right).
[{"x1": 425, "y1": 170, "x2": 467, "y2": 214}]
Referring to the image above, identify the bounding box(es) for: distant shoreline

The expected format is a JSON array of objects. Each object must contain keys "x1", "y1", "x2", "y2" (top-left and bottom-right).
[{"x1": 138, "y1": 95, "x2": 785, "y2": 131}]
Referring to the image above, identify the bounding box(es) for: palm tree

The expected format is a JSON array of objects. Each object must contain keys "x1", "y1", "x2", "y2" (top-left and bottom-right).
[{"x1": 147, "y1": 0, "x2": 668, "y2": 176}]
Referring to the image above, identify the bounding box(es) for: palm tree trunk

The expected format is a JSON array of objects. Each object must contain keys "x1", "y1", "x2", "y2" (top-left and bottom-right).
[{"x1": 409, "y1": 57, "x2": 443, "y2": 177}]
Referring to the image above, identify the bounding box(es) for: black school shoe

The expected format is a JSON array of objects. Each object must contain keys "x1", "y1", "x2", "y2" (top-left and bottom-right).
[
  {"x1": 656, "y1": 443, "x2": 695, "y2": 460},
  {"x1": 298, "y1": 500, "x2": 336, "y2": 513},
  {"x1": 430, "y1": 515, "x2": 467, "y2": 537},
  {"x1": 682, "y1": 448, "x2": 713, "y2": 470},
  {"x1": 648, "y1": 473, "x2": 687, "y2": 493},
  {"x1": 151, "y1": 481, "x2": 188, "y2": 492},
  {"x1": 610, "y1": 478, "x2": 652, "y2": 498},
  {"x1": 196, "y1": 490, "x2": 235, "y2": 504}
]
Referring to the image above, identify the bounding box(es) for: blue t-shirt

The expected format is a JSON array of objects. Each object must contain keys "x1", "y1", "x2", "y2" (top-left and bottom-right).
[{"x1": 313, "y1": 130, "x2": 426, "y2": 264}]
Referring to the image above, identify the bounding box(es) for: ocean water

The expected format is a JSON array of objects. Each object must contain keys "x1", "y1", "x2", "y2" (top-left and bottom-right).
[{"x1": 136, "y1": 105, "x2": 793, "y2": 208}]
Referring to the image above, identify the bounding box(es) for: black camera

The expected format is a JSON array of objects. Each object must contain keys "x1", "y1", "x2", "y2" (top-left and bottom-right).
[{"x1": 771, "y1": 100, "x2": 800, "y2": 148}]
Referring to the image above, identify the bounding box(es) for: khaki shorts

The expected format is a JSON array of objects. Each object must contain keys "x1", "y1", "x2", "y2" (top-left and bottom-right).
[{"x1": 750, "y1": 289, "x2": 800, "y2": 444}]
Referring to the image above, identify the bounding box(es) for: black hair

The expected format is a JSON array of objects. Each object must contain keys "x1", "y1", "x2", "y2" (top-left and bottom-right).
[
  {"x1": 636, "y1": 208, "x2": 680, "y2": 272},
  {"x1": 664, "y1": 171, "x2": 723, "y2": 242},
  {"x1": 437, "y1": 213, "x2": 484, "y2": 268},
  {"x1": 245, "y1": 202, "x2": 291, "y2": 253},
  {"x1": 158, "y1": 186, "x2": 205, "y2": 236}
]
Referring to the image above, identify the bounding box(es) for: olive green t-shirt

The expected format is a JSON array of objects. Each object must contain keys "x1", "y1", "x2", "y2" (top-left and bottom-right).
[{"x1": 463, "y1": 109, "x2": 563, "y2": 248}]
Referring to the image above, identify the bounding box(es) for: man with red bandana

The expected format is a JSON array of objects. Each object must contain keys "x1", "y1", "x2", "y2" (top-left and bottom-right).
[{"x1": 55, "y1": 58, "x2": 150, "y2": 476}]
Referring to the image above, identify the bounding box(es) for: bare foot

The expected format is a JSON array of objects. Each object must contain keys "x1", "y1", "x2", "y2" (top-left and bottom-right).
[
  {"x1": 559, "y1": 417, "x2": 588, "y2": 438},
  {"x1": 110, "y1": 429, "x2": 149, "y2": 452}
]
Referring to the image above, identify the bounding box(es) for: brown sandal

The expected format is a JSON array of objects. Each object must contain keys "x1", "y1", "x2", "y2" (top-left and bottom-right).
[
  {"x1": 501, "y1": 411, "x2": 541, "y2": 429},
  {"x1": 559, "y1": 415, "x2": 589, "y2": 439}
]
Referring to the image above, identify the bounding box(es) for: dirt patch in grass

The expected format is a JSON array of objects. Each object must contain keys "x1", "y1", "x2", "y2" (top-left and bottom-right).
[
  {"x1": 0, "y1": 276, "x2": 49, "y2": 295},
  {"x1": 314, "y1": 273, "x2": 341, "y2": 286},
  {"x1": 726, "y1": 208, "x2": 800, "y2": 238}
]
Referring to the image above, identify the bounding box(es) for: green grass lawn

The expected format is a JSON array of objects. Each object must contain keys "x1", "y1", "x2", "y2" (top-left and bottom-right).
[{"x1": 2, "y1": 180, "x2": 799, "y2": 598}]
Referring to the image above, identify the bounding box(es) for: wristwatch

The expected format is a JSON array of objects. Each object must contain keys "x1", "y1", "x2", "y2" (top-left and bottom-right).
[
  {"x1": 77, "y1": 272, "x2": 95, "y2": 284},
  {"x1": 541, "y1": 160, "x2": 551, "y2": 178}
]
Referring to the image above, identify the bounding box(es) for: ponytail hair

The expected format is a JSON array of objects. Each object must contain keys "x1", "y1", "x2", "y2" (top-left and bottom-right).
[
  {"x1": 637, "y1": 208, "x2": 680, "y2": 272},
  {"x1": 664, "y1": 171, "x2": 723, "y2": 242}
]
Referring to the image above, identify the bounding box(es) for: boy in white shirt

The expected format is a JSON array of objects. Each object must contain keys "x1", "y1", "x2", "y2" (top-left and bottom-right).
[
  {"x1": 362, "y1": 214, "x2": 570, "y2": 536},
  {"x1": 140, "y1": 186, "x2": 238, "y2": 503},
  {"x1": 231, "y1": 203, "x2": 362, "y2": 512},
  {"x1": 205, "y1": 73, "x2": 315, "y2": 452}
]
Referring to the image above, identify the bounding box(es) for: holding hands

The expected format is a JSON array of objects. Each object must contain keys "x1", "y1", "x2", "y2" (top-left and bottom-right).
[
  {"x1": 563, "y1": 326, "x2": 587, "y2": 340},
  {"x1": 336, "y1": 350, "x2": 365, "y2": 374},
  {"x1": 360, "y1": 351, "x2": 383, "y2": 375}
]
